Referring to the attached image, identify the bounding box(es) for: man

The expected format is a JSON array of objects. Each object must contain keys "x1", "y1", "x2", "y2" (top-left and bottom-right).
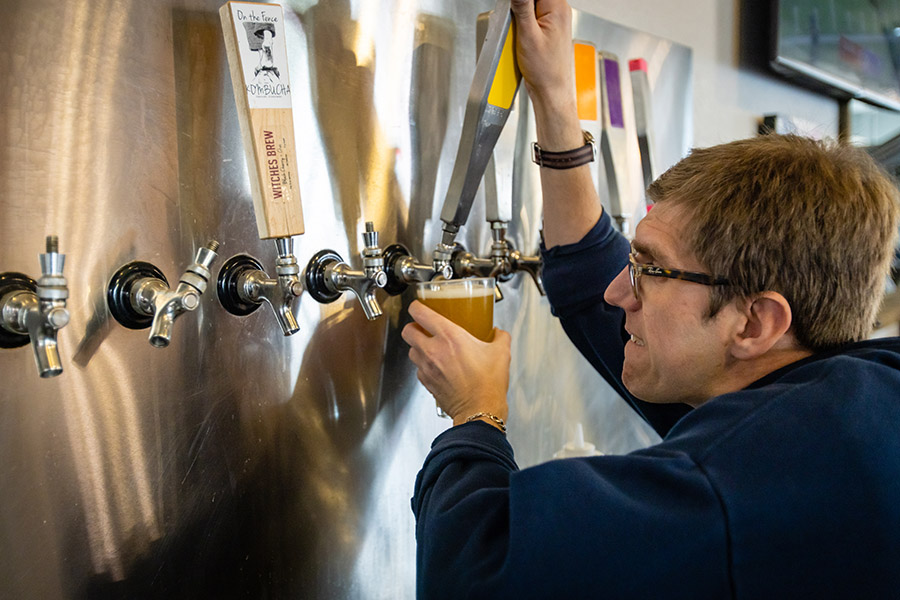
[{"x1": 401, "y1": 0, "x2": 900, "y2": 598}]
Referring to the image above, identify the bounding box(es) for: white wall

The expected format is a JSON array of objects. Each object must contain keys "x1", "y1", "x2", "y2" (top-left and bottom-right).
[{"x1": 571, "y1": 0, "x2": 840, "y2": 147}]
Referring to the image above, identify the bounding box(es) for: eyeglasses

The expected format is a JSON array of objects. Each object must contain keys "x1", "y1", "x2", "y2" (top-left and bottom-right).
[{"x1": 628, "y1": 246, "x2": 731, "y2": 300}]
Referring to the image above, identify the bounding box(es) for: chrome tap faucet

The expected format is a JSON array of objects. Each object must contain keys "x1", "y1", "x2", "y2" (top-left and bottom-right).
[
  {"x1": 305, "y1": 221, "x2": 388, "y2": 320},
  {"x1": 216, "y1": 237, "x2": 304, "y2": 336},
  {"x1": 457, "y1": 222, "x2": 512, "y2": 277},
  {"x1": 146, "y1": 242, "x2": 219, "y2": 347},
  {"x1": 432, "y1": 227, "x2": 458, "y2": 280},
  {"x1": 509, "y1": 249, "x2": 544, "y2": 295},
  {"x1": 382, "y1": 243, "x2": 452, "y2": 296},
  {"x1": 448, "y1": 222, "x2": 545, "y2": 301},
  {"x1": 107, "y1": 241, "x2": 219, "y2": 347},
  {"x1": 0, "y1": 235, "x2": 69, "y2": 377},
  {"x1": 448, "y1": 223, "x2": 509, "y2": 301}
]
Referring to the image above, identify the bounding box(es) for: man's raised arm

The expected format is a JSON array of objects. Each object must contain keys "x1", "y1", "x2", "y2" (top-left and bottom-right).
[{"x1": 511, "y1": 0, "x2": 602, "y2": 248}]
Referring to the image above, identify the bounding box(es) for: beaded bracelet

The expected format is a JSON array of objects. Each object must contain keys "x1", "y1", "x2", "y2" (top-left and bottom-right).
[{"x1": 465, "y1": 412, "x2": 507, "y2": 433}]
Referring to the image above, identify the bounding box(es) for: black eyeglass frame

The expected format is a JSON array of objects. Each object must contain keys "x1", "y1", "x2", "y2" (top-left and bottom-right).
[{"x1": 627, "y1": 248, "x2": 732, "y2": 300}]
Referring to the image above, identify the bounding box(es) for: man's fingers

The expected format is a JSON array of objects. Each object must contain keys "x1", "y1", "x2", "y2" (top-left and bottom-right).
[
  {"x1": 407, "y1": 336, "x2": 443, "y2": 377},
  {"x1": 533, "y1": 0, "x2": 569, "y2": 21},
  {"x1": 401, "y1": 320, "x2": 429, "y2": 346},
  {"x1": 408, "y1": 345, "x2": 428, "y2": 372},
  {"x1": 511, "y1": 0, "x2": 539, "y2": 34},
  {"x1": 409, "y1": 346, "x2": 442, "y2": 392}
]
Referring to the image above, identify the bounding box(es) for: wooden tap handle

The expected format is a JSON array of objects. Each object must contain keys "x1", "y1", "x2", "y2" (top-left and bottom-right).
[{"x1": 220, "y1": 1, "x2": 305, "y2": 239}]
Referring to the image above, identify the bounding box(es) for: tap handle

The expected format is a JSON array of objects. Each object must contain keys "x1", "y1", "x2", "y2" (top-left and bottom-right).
[
  {"x1": 439, "y1": 0, "x2": 520, "y2": 233},
  {"x1": 629, "y1": 58, "x2": 656, "y2": 202},
  {"x1": 221, "y1": 3, "x2": 305, "y2": 239},
  {"x1": 479, "y1": 12, "x2": 510, "y2": 225},
  {"x1": 599, "y1": 51, "x2": 631, "y2": 236}
]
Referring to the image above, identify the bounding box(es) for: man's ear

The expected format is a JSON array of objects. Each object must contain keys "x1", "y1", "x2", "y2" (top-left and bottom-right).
[{"x1": 730, "y1": 292, "x2": 793, "y2": 360}]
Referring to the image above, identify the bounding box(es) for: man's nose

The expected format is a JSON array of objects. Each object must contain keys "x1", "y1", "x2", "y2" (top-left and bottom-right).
[{"x1": 604, "y1": 265, "x2": 638, "y2": 310}]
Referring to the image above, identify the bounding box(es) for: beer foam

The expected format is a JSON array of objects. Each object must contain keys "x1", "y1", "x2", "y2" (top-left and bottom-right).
[{"x1": 416, "y1": 283, "x2": 494, "y2": 300}]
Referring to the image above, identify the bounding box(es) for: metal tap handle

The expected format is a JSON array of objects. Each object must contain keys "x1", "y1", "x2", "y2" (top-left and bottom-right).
[
  {"x1": 439, "y1": 0, "x2": 520, "y2": 236},
  {"x1": 477, "y1": 12, "x2": 512, "y2": 225},
  {"x1": 598, "y1": 52, "x2": 630, "y2": 236}
]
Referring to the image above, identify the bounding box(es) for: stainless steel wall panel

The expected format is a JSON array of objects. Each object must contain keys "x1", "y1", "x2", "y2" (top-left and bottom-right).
[{"x1": 0, "y1": 0, "x2": 691, "y2": 597}]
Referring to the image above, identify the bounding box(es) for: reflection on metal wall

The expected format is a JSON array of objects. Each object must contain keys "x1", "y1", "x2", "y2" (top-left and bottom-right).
[{"x1": 0, "y1": 0, "x2": 691, "y2": 597}]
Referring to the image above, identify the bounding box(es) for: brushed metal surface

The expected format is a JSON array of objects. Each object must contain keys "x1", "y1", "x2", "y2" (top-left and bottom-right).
[{"x1": 0, "y1": 0, "x2": 691, "y2": 597}]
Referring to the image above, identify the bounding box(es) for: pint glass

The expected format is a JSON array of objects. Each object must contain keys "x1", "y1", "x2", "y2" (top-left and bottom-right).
[
  {"x1": 415, "y1": 277, "x2": 495, "y2": 342},
  {"x1": 415, "y1": 277, "x2": 496, "y2": 417}
]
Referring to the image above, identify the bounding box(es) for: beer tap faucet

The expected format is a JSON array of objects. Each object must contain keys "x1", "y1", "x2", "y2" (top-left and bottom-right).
[
  {"x1": 432, "y1": 229, "x2": 459, "y2": 281},
  {"x1": 216, "y1": 237, "x2": 304, "y2": 335},
  {"x1": 449, "y1": 222, "x2": 545, "y2": 301},
  {"x1": 305, "y1": 222, "x2": 388, "y2": 320},
  {"x1": 0, "y1": 235, "x2": 70, "y2": 378},
  {"x1": 107, "y1": 241, "x2": 219, "y2": 348},
  {"x1": 383, "y1": 244, "x2": 452, "y2": 297},
  {"x1": 508, "y1": 242, "x2": 545, "y2": 296},
  {"x1": 450, "y1": 222, "x2": 510, "y2": 299}
]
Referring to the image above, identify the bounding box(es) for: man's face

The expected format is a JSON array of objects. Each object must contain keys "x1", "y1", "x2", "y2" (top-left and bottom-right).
[{"x1": 603, "y1": 202, "x2": 742, "y2": 407}]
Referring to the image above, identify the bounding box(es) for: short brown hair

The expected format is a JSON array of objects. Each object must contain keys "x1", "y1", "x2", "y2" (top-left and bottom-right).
[{"x1": 648, "y1": 134, "x2": 900, "y2": 352}]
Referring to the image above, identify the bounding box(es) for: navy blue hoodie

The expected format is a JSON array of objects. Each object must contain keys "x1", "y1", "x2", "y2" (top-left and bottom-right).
[{"x1": 412, "y1": 211, "x2": 900, "y2": 599}]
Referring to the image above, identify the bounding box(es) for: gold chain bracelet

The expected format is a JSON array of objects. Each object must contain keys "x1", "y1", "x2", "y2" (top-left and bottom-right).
[{"x1": 465, "y1": 412, "x2": 507, "y2": 433}]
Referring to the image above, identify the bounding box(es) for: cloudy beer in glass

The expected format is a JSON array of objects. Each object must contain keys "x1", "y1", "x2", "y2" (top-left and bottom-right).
[
  {"x1": 415, "y1": 277, "x2": 495, "y2": 342},
  {"x1": 415, "y1": 277, "x2": 496, "y2": 417}
]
